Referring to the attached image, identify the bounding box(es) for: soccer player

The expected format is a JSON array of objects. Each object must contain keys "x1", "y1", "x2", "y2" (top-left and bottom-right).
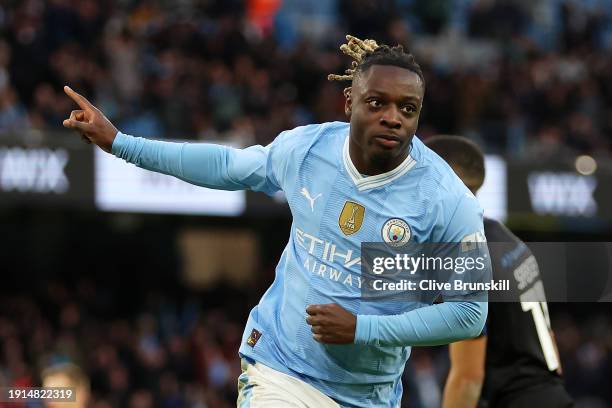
[
  {"x1": 62, "y1": 36, "x2": 489, "y2": 407},
  {"x1": 426, "y1": 135, "x2": 574, "y2": 408}
]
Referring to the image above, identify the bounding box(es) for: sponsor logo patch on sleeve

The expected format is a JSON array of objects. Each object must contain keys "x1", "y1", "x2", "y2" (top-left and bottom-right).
[{"x1": 246, "y1": 329, "x2": 262, "y2": 347}]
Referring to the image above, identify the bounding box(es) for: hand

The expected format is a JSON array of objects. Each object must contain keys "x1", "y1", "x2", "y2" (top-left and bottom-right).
[
  {"x1": 306, "y1": 304, "x2": 356, "y2": 344},
  {"x1": 62, "y1": 86, "x2": 118, "y2": 153}
]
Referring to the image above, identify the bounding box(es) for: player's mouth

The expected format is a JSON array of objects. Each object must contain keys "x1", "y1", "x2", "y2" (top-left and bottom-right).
[{"x1": 373, "y1": 135, "x2": 401, "y2": 148}]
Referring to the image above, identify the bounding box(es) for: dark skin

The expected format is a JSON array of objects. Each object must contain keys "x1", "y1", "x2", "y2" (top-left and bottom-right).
[
  {"x1": 306, "y1": 304, "x2": 358, "y2": 344},
  {"x1": 346, "y1": 64, "x2": 424, "y2": 176},
  {"x1": 62, "y1": 64, "x2": 425, "y2": 345},
  {"x1": 306, "y1": 65, "x2": 424, "y2": 344},
  {"x1": 62, "y1": 86, "x2": 117, "y2": 153}
]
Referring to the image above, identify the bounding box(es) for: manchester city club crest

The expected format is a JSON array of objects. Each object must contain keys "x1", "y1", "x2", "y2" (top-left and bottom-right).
[{"x1": 381, "y1": 218, "x2": 411, "y2": 246}]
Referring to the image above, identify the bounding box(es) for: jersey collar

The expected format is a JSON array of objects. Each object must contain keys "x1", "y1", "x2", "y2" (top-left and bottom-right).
[{"x1": 342, "y1": 135, "x2": 417, "y2": 191}]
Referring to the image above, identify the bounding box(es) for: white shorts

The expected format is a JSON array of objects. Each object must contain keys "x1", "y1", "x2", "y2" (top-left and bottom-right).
[{"x1": 237, "y1": 358, "x2": 340, "y2": 408}]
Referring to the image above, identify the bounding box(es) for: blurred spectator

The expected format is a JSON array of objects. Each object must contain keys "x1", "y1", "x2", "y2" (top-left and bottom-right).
[
  {"x1": 0, "y1": 86, "x2": 30, "y2": 132},
  {"x1": 0, "y1": 0, "x2": 609, "y2": 156},
  {"x1": 41, "y1": 363, "x2": 90, "y2": 408}
]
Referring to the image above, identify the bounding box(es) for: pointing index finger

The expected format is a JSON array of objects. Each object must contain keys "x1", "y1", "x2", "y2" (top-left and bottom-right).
[{"x1": 64, "y1": 86, "x2": 95, "y2": 111}]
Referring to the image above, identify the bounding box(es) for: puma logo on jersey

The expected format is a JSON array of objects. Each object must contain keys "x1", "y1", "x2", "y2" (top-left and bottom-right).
[{"x1": 301, "y1": 187, "x2": 322, "y2": 212}]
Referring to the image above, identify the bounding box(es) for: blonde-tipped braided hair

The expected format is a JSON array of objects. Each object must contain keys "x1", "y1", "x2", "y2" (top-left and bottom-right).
[
  {"x1": 328, "y1": 35, "x2": 424, "y2": 89},
  {"x1": 328, "y1": 35, "x2": 380, "y2": 82}
]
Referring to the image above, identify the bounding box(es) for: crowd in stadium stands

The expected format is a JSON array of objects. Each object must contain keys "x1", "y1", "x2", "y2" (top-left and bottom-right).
[
  {"x1": 0, "y1": 281, "x2": 610, "y2": 408},
  {"x1": 0, "y1": 0, "x2": 611, "y2": 157},
  {"x1": 0, "y1": 281, "x2": 244, "y2": 408}
]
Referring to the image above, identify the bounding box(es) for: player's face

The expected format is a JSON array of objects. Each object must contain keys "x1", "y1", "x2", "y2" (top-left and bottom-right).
[{"x1": 346, "y1": 65, "x2": 423, "y2": 173}]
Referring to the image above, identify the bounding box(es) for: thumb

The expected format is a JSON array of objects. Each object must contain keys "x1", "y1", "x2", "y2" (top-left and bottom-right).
[{"x1": 63, "y1": 118, "x2": 92, "y2": 133}]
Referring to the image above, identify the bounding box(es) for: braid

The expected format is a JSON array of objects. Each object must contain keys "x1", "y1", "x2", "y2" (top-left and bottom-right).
[
  {"x1": 328, "y1": 35, "x2": 425, "y2": 89},
  {"x1": 328, "y1": 35, "x2": 378, "y2": 81}
]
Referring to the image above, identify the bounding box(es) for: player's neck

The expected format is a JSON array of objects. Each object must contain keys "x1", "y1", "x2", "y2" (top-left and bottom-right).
[{"x1": 348, "y1": 142, "x2": 409, "y2": 176}]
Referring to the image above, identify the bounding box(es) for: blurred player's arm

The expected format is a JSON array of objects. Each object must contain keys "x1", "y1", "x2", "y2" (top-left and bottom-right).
[
  {"x1": 442, "y1": 337, "x2": 487, "y2": 408},
  {"x1": 62, "y1": 86, "x2": 280, "y2": 194},
  {"x1": 551, "y1": 331, "x2": 563, "y2": 375}
]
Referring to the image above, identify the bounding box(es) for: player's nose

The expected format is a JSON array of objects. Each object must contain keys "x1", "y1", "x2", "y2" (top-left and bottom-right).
[{"x1": 379, "y1": 106, "x2": 401, "y2": 129}]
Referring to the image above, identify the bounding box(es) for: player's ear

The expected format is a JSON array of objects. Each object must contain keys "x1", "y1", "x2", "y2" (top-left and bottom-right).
[{"x1": 344, "y1": 87, "x2": 352, "y2": 117}]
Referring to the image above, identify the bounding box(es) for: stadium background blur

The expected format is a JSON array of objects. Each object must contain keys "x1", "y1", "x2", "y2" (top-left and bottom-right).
[{"x1": 1, "y1": 0, "x2": 612, "y2": 407}]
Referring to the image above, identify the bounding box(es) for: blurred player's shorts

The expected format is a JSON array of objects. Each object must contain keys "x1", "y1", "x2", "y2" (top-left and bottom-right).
[{"x1": 237, "y1": 358, "x2": 340, "y2": 407}]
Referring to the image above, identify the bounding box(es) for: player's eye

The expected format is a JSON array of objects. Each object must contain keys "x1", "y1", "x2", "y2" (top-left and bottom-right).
[
  {"x1": 367, "y1": 99, "x2": 382, "y2": 108},
  {"x1": 401, "y1": 105, "x2": 417, "y2": 114}
]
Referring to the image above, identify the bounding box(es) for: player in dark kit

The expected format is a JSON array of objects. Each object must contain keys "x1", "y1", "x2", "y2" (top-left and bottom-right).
[{"x1": 426, "y1": 136, "x2": 574, "y2": 408}]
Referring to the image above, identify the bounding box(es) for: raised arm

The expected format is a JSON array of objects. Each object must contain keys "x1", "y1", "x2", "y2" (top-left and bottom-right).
[
  {"x1": 110, "y1": 133, "x2": 276, "y2": 192},
  {"x1": 63, "y1": 86, "x2": 280, "y2": 194}
]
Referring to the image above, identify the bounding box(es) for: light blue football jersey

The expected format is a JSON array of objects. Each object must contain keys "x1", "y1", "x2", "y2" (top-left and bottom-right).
[
  {"x1": 112, "y1": 121, "x2": 487, "y2": 407},
  {"x1": 230, "y1": 121, "x2": 486, "y2": 407}
]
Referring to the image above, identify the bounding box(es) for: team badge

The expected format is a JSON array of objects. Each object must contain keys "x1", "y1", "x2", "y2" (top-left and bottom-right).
[
  {"x1": 339, "y1": 201, "x2": 365, "y2": 235},
  {"x1": 381, "y1": 218, "x2": 411, "y2": 246}
]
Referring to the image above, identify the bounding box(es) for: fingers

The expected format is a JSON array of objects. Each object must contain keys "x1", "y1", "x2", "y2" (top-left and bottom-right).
[
  {"x1": 65, "y1": 109, "x2": 93, "y2": 141},
  {"x1": 311, "y1": 325, "x2": 324, "y2": 335},
  {"x1": 311, "y1": 325, "x2": 332, "y2": 341},
  {"x1": 312, "y1": 334, "x2": 343, "y2": 344},
  {"x1": 70, "y1": 110, "x2": 85, "y2": 122},
  {"x1": 306, "y1": 306, "x2": 325, "y2": 329},
  {"x1": 306, "y1": 304, "x2": 338, "y2": 316},
  {"x1": 63, "y1": 118, "x2": 92, "y2": 133},
  {"x1": 306, "y1": 305, "x2": 329, "y2": 331},
  {"x1": 306, "y1": 304, "x2": 353, "y2": 344},
  {"x1": 306, "y1": 305, "x2": 340, "y2": 344},
  {"x1": 306, "y1": 305, "x2": 322, "y2": 315},
  {"x1": 64, "y1": 86, "x2": 96, "y2": 112}
]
